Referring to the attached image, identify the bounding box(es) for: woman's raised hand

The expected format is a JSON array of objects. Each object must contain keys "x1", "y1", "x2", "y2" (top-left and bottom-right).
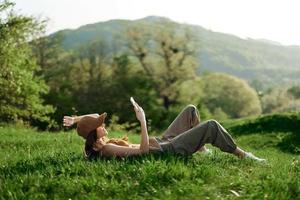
[
  {"x1": 131, "y1": 98, "x2": 146, "y2": 123},
  {"x1": 63, "y1": 116, "x2": 74, "y2": 127}
]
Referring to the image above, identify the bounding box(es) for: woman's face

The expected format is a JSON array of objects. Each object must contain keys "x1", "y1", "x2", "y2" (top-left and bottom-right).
[{"x1": 96, "y1": 124, "x2": 108, "y2": 138}]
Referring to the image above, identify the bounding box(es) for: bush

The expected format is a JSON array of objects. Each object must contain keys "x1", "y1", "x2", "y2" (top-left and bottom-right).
[
  {"x1": 261, "y1": 87, "x2": 296, "y2": 113},
  {"x1": 199, "y1": 72, "x2": 262, "y2": 118}
]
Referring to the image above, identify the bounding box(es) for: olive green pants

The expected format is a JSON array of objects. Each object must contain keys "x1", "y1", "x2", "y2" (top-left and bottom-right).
[{"x1": 157, "y1": 105, "x2": 237, "y2": 156}]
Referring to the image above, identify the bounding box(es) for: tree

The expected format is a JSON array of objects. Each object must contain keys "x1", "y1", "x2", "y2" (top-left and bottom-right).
[
  {"x1": 126, "y1": 20, "x2": 198, "y2": 110},
  {"x1": 31, "y1": 33, "x2": 66, "y2": 77},
  {"x1": 0, "y1": 0, "x2": 54, "y2": 126},
  {"x1": 101, "y1": 54, "x2": 160, "y2": 125},
  {"x1": 261, "y1": 87, "x2": 295, "y2": 113},
  {"x1": 288, "y1": 85, "x2": 300, "y2": 99},
  {"x1": 200, "y1": 73, "x2": 262, "y2": 118}
]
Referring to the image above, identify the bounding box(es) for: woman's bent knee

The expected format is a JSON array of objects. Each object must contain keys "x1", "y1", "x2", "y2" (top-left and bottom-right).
[
  {"x1": 208, "y1": 119, "x2": 218, "y2": 125},
  {"x1": 185, "y1": 104, "x2": 197, "y2": 112}
]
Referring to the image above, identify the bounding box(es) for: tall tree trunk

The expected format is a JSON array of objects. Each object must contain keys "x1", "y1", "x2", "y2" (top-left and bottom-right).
[{"x1": 163, "y1": 96, "x2": 171, "y2": 110}]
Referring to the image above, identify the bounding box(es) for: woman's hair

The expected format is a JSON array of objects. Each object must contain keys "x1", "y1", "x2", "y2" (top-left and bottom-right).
[
  {"x1": 84, "y1": 129, "x2": 130, "y2": 159},
  {"x1": 84, "y1": 130, "x2": 99, "y2": 159}
]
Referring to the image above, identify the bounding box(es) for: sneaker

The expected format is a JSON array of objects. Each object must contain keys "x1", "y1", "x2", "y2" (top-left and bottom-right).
[
  {"x1": 198, "y1": 148, "x2": 212, "y2": 155},
  {"x1": 204, "y1": 148, "x2": 212, "y2": 155},
  {"x1": 244, "y1": 152, "x2": 266, "y2": 162}
]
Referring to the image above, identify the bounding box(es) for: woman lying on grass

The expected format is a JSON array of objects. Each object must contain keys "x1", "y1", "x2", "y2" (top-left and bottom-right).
[{"x1": 63, "y1": 97, "x2": 265, "y2": 162}]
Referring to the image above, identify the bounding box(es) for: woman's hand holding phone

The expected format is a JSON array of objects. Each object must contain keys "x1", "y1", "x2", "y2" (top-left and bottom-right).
[{"x1": 131, "y1": 97, "x2": 146, "y2": 123}]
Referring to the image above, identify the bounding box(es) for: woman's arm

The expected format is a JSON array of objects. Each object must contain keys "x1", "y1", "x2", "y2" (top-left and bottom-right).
[
  {"x1": 101, "y1": 144, "x2": 143, "y2": 157},
  {"x1": 101, "y1": 121, "x2": 149, "y2": 157},
  {"x1": 133, "y1": 100, "x2": 149, "y2": 153},
  {"x1": 129, "y1": 137, "x2": 159, "y2": 148},
  {"x1": 101, "y1": 101, "x2": 149, "y2": 157},
  {"x1": 63, "y1": 113, "x2": 99, "y2": 127},
  {"x1": 139, "y1": 119, "x2": 149, "y2": 153},
  {"x1": 102, "y1": 139, "x2": 161, "y2": 157}
]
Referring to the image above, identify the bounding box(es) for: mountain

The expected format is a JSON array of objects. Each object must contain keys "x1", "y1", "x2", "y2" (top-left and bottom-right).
[{"x1": 50, "y1": 16, "x2": 300, "y2": 89}]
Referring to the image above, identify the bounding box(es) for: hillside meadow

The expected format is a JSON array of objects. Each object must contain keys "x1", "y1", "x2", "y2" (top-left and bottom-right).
[
  {"x1": 1, "y1": 2, "x2": 299, "y2": 199},
  {"x1": 0, "y1": 113, "x2": 299, "y2": 200}
]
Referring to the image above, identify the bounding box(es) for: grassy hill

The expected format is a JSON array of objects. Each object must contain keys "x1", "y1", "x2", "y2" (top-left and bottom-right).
[
  {"x1": 0, "y1": 113, "x2": 299, "y2": 199},
  {"x1": 50, "y1": 16, "x2": 300, "y2": 88}
]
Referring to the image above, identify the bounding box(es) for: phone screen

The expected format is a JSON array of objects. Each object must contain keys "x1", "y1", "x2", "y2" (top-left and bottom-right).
[{"x1": 130, "y1": 97, "x2": 136, "y2": 105}]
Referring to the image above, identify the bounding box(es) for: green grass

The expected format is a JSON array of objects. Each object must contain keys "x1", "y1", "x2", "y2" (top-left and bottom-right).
[{"x1": 0, "y1": 113, "x2": 300, "y2": 200}]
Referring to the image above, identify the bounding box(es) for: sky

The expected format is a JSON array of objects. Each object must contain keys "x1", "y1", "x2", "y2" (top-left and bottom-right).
[{"x1": 13, "y1": 0, "x2": 300, "y2": 46}]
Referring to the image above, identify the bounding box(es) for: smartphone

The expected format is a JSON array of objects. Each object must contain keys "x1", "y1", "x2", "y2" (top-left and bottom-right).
[{"x1": 130, "y1": 97, "x2": 136, "y2": 106}]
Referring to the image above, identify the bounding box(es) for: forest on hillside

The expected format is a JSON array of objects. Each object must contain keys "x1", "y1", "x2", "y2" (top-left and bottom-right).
[
  {"x1": 53, "y1": 15, "x2": 300, "y2": 89},
  {"x1": 1, "y1": 0, "x2": 300, "y2": 130}
]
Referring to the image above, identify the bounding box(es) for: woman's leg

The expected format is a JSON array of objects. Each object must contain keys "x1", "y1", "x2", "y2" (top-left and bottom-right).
[
  {"x1": 233, "y1": 147, "x2": 266, "y2": 161},
  {"x1": 159, "y1": 104, "x2": 209, "y2": 152},
  {"x1": 170, "y1": 119, "x2": 237, "y2": 155},
  {"x1": 161, "y1": 104, "x2": 200, "y2": 140},
  {"x1": 169, "y1": 119, "x2": 265, "y2": 161}
]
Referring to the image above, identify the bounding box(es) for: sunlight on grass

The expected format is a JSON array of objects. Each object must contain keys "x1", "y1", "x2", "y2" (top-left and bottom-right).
[{"x1": 0, "y1": 121, "x2": 299, "y2": 199}]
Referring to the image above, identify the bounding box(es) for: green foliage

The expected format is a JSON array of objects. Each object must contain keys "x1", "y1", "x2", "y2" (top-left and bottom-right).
[
  {"x1": 70, "y1": 52, "x2": 162, "y2": 127},
  {"x1": 0, "y1": 0, "x2": 54, "y2": 126},
  {"x1": 34, "y1": 20, "x2": 201, "y2": 129},
  {"x1": 197, "y1": 103, "x2": 213, "y2": 121},
  {"x1": 223, "y1": 112, "x2": 300, "y2": 154},
  {"x1": 224, "y1": 112, "x2": 300, "y2": 134},
  {"x1": 26, "y1": 16, "x2": 300, "y2": 130},
  {"x1": 211, "y1": 107, "x2": 229, "y2": 121},
  {"x1": 34, "y1": 39, "x2": 164, "y2": 129},
  {"x1": 1, "y1": 113, "x2": 300, "y2": 199},
  {"x1": 200, "y1": 73, "x2": 262, "y2": 118},
  {"x1": 50, "y1": 16, "x2": 300, "y2": 88},
  {"x1": 288, "y1": 85, "x2": 300, "y2": 99},
  {"x1": 126, "y1": 21, "x2": 198, "y2": 110},
  {"x1": 102, "y1": 54, "x2": 159, "y2": 125},
  {"x1": 261, "y1": 87, "x2": 300, "y2": 113}
]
